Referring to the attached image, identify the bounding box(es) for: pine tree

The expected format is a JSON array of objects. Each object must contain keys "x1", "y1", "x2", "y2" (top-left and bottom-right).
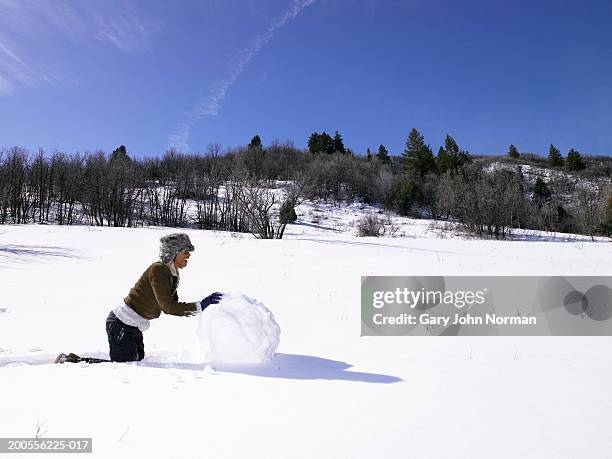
[
  {"x1": 533, "y1": 177, "x2": 551, "y2": 204},
  {"x1": 278, "y1": 199, "x2": 298, "y2": 239},
  {"x1": 444, "y1": 134, "x2": 462, "y2": 171},
  {"x1": 366, "y1": 147, "x2": 372, "y2": 161},
  {"x1": 395, "y1": 178, "x2": 423, "y2": 216},
  {"x1": 445, "y1": 135, "x2": 459, "y2": 156},
  {"x1": 249, "y1": 135, "x2": 262, "y2": 150},
  {"x1": 376, "y1": 144, "x2": 390, "y2": 164},
  {"x1": 548, "y1": 144, "x2": 564, "y2": 167},
  {"x1": 508, "y1": 144, "x2": 519, "y2": 159},
  {"x1": 436, "y1": 135, "x2": 470, "y2": 175},
  {"x1": 111, "y1": 145, "x2": 130, "y2": 162},
  {"x1": 308, "y1": 132, "x2": 334, "y2": 154},
  {"x1": 436, "y1": 146, "x2": 451, "y2": 175},
  {"x1": 307, "y1": 132, "x2": 321, "y2": 154},
  {"x1": 557, "y1": 205, "x2": 574, "y2": 233},
  {"x1": 321, "y1": 131, "x2": 334, "y2": 154},
  {"x1": 279, "y1": 199, "x2": 297, "y2": 224},
  {"x1": 333, "y1": 130, "x2": 346, "y2": 154},
  {"x1": 402, "y1": 128, "x2": 435, "y2": 178},
  {"x1": 566, "y1": 149, "x2": 586, "y2": 171}
]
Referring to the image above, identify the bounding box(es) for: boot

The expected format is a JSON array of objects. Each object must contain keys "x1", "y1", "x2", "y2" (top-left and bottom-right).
[{"x1": 54, "y1": 353, "x2": 82, "y2": 364}]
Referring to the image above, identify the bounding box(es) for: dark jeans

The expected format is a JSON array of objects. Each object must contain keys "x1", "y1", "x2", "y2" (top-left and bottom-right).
[{"x1": 106, "y1": 311, "x2": 145, "y2": 362}]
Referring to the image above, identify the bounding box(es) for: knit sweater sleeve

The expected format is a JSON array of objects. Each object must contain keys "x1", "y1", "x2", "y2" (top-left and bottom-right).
[{"x1": 149, "y1": 263, "x2": 198, "y2": 316}]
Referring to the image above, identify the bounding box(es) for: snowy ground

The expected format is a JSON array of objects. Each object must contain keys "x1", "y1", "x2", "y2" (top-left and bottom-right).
[{"x1": 0, "y1": 216, "x2": 611, "y2": 458}]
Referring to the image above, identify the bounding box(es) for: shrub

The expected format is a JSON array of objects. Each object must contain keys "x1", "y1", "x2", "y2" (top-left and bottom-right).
[{"x1": 356, "y1": 214, "x2": 386, "y2": 237}]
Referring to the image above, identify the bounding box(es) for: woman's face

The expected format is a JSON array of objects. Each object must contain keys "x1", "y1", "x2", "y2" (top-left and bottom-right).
[{"x1": 174, "y1": 251, "x2": 191, "y2": 269}]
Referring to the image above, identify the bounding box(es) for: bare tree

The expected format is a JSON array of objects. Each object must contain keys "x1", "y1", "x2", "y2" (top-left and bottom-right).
[
  {"x1": 571, "y1": 184, "x2": 606, "y2": 240},
  {"x1": 236, "y1": 175, "x2": 307, "y2": 239},
  {"x1": 445, "y1": 164, "x2": 524, "y2": 239}
]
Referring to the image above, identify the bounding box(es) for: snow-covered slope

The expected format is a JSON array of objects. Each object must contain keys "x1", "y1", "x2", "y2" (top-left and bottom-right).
[{"x1": 0, "y1": 221, "x2": 610, "y2": 458}]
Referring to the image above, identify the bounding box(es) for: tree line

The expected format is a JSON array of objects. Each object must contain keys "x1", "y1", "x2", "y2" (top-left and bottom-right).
[
  {"x1": 506, "y1": 143, "x2": 588, "y2": 171},
  {"x1": 0, "y1": 129, "x2": 610, "y2": 239}
]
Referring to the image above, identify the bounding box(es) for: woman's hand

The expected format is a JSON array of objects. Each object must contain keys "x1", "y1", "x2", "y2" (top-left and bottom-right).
[{"x1": 201, "y1": 292, "x2": 223, "y2": 310}]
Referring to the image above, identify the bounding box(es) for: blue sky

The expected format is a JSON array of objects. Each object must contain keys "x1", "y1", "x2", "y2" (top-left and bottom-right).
[{"x1": 1, "y1": 0, "x2": 611, "y2": 157}]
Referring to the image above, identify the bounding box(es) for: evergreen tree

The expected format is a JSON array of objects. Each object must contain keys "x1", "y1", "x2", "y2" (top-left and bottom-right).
[
  {"x1": 111, "y1": 145, "x2": 130, "y2": 162},
  {"x1": 277, "y1": 199, "x2": 298, "y2": 239},
  {"x1": 557, "y1": 205, "x2": 574, "y2": 233},
  {"x1": 436, "y1": 146, "x2": 451, "y2": 175},
  {"x1": 444, "y1": 135, "x2": 461, "y2": 170},
  {"x1": 548, "y1": 144, "x2": 564, "y2": 167},
  {"x1": 436, "y1": 134, "x2": 471, "y2": 175},
  {"x1": 376, "y1": 144, "x2": 390, "y2": 164},
  {"x1": 308, "y1": 132, "x2": 334, "y2": 154},
  {"x1": 321, "y1": 131, "x2": 334, "y2": 154},
  {"x1": 508, "y1": 144, "x2": 519, "y2": 159},
  {"x1": 458, "y1": 150, "x2": 472, "y2": 170},
  {"x1": 566, "y1": 149, "x2": 586, "y2": 171},
  {"x1": 279, "y1": 199, "x2": 298, "y2": 224},
  {"x1": 249, "y1": 135, "x2": 262, "y2": 150},
  {"x1": 445, "y1": 135, "x2": 459, "y2": 156},
  {"x1": 395, "y1": 178, "x2": 423, "y2": 216},
  {"x1": 307, "y1": 132, "x2": 321, "y2": 153},
  {"x1": 533, "y1": 177, "x2": 551, "y2": 204},
  {"x1": 333, "y1": 130, "x2": 346, "y2": 154},
  {"x1": 366, "y1": 147, "x2": 372, "y2": 161},
  {"x1": 402, "y1": 128, "x2": 435, "y2": 178}
]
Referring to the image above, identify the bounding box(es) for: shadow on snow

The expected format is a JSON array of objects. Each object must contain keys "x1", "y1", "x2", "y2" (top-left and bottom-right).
[
  {"x1": 142, "y1": 352, "x2": 403, "y2": 384},
  {"x1": 0, "y1": 352, "x2": 403, "y2": 384},
  {"x1": 0, "y1": 244, "x2": 82, "y2": 264}
]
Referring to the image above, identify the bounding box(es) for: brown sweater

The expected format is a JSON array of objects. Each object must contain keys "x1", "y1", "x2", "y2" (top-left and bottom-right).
[{"x1": 124, "y1": 262, "x2": 198, "y2": 319}]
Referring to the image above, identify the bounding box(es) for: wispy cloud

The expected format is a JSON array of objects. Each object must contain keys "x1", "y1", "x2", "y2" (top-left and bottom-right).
[
  {"x1": 0, "y1": 0, "x2": 154, "y2": 96},
  {"x1": 91, "y1": 6, "x2": 154, "y2": 53},
  {"x1": 168, "y1": 0, "x2": 317, "y2": 151},
  {"x1": 0, "y1": 40, "x2": 62, "y2": 96}
]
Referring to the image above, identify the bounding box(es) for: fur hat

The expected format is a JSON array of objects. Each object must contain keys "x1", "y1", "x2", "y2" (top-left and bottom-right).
[{"x1": 159, "y1": 233, "x2": 195, "y2": 264}]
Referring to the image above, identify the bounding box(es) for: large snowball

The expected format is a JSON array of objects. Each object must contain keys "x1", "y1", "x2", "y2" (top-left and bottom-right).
[{"x1": 198, "y1": 292, "x2": 281, "y2": 364}]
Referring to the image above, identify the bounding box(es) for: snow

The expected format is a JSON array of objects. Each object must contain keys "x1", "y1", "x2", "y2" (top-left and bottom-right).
[
  {"x1": 486, "y1": 161, "x2": 612, "y2": 194},
  {"x1": 0, "y1": 216, "x2": 611, "y2": 458},
  {"x1": 198, "y1": 292, "x2": 281, "y2": 364}
]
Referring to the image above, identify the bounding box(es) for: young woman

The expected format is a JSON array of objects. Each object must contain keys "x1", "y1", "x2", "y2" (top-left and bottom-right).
[{"x1": 55, "y1": 233, "x2": 222, "y2": 364}]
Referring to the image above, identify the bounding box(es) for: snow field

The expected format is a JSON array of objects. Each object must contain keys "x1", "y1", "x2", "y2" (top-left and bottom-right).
[{"x1": 0, "y1": 221, "x2": 611, "y2": 458}]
